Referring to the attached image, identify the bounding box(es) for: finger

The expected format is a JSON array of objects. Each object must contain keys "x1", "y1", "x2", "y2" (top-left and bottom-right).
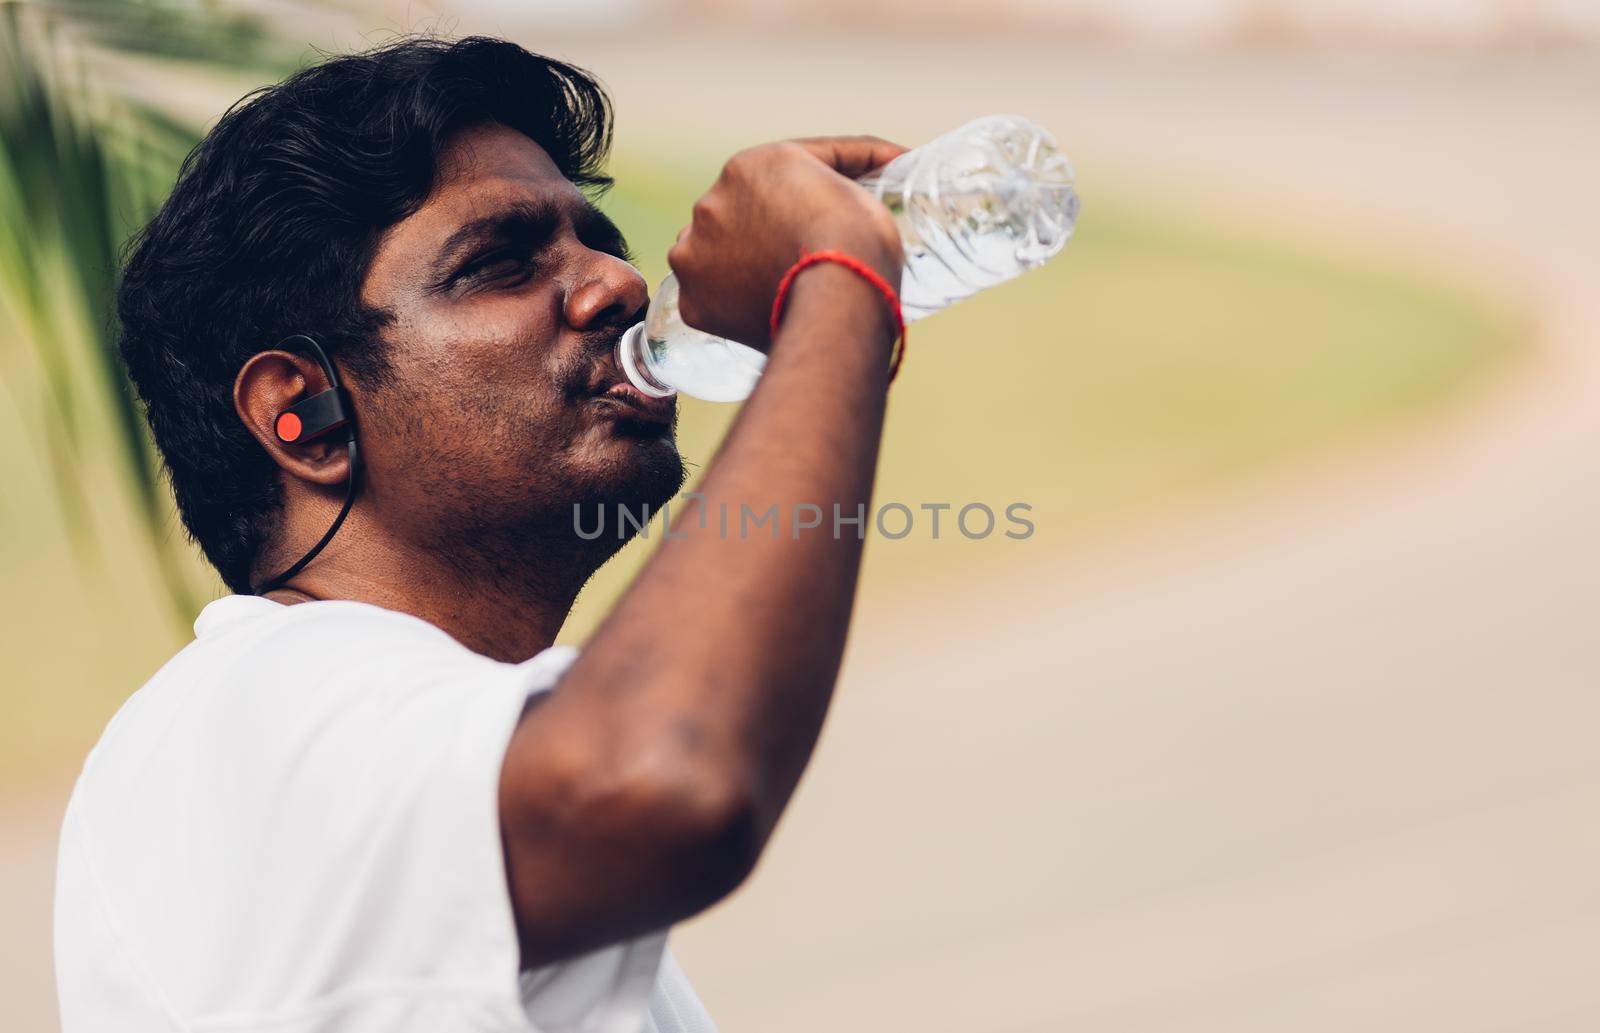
[{"x1": 790, "y1": 135, "x2": 909, "y2": 178}]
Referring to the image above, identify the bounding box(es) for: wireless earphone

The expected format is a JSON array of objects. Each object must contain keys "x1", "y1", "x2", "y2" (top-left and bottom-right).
[
  {"x1": 274, "y1": 386, "x2": 348, "y2": 445},
  {"x1": 254, "y1": 334, "x2": 361, "y2": 595}
]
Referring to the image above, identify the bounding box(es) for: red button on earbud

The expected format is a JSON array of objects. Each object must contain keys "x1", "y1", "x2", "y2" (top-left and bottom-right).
[{"x1": 276, "y1": 412, "x2": 303, "y2": 442}]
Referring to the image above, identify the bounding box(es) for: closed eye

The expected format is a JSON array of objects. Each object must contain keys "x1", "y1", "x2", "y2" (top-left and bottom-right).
[
  {"x1": 437, "y1": 200, "x2": 630, "y2": 293},
  {"x1": 434, "y1": 201, "x2": 560, "y2": 292},
  {"x1": 458, "y1": 248, "x2": 533, "y2": 284}
]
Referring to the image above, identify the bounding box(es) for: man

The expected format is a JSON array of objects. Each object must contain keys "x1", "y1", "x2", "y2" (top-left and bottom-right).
[{"x1": 54, "y1": 35, "x2": 906, "y2": 1033}]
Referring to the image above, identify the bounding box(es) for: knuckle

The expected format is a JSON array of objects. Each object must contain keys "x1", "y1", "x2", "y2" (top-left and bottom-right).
[
  {"x1": 723, "y1": 148, "x2": 758, "y2": 174},
  {"x1": 740, "y1": 142, "x2": 789, "y2": 172}
]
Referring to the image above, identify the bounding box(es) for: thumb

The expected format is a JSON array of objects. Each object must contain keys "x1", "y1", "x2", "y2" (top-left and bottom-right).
[{"x1": 790, "y1": 135, "x2": 909, "y2": 179}]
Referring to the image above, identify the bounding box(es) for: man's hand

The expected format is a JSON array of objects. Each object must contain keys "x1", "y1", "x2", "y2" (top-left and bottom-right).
[{"x1": 666, "y1": 135, "x2": 907, "y2": 349}]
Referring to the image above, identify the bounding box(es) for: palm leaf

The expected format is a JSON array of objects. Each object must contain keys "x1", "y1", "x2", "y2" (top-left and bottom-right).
[{"x1": 0, "y1": 0, "x2": 284, "y2": 623}]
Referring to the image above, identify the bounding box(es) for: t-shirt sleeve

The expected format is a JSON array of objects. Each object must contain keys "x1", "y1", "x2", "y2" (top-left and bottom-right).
[{"x1": 75, "y1": 605, "x2": 665, "y2": 1033}]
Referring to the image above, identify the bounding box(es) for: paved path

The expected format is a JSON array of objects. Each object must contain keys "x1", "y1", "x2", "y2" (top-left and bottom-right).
[{"x1": 8, "y1": 38, "x2": 1599, "y2": 1033}]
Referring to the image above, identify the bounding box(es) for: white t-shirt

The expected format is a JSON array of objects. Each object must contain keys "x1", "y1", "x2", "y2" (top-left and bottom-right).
[{"x1": 54, "y1": 594, "x2": 718, "y2": 1033}]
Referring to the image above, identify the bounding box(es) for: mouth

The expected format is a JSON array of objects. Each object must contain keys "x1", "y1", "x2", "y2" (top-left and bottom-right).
[{"x1": 590, "y1": 379, "x2": 676, "y2": 426}]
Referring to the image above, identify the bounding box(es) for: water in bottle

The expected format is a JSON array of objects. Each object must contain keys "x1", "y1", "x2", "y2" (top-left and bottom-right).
[{"x1": 617, "y1": 115, "x2": 1079, "y2": 402}]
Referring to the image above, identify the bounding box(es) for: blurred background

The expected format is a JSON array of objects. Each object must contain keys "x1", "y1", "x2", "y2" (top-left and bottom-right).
[{"x1": 4, "y1": 1, "x2": 1598, "y2": 1030}]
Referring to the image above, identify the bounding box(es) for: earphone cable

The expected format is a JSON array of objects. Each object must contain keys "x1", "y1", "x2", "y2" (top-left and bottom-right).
[{"x1": 254, "y1": 436, "x2": 360, "y2": 595}]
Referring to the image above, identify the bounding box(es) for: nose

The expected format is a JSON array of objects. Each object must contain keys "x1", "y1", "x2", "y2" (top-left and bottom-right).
[{"x1": 565, "y1": 251, "x2": 648, "y2": 332}]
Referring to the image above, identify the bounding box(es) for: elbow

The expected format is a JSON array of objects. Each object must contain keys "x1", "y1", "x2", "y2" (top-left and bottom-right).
[
  {"x1": 504, "y1": 721, "x2": 770, "y2": 921},
  {"x1": 641, "y1": 768, "x2": 766, "y2": 909}
]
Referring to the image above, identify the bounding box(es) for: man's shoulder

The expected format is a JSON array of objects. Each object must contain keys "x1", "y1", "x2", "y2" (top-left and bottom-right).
[
  {"x1": 74, "y1": 599, "x2": 522, "y2": 799},
  {"x1": 55, "y1": 598, "x2": 584, "y2": 1030},
  {"x1": 64, "y1": 598, "x2": 579, "y2": 866}
]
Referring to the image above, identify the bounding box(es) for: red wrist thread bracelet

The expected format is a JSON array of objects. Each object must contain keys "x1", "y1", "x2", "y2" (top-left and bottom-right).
[{"x1": 769, "y1": 250, "x2": 908, "y2": 383}]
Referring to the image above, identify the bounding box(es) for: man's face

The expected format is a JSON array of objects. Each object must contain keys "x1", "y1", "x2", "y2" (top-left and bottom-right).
[{"x1": 357, "y1": 122, "x2": 683, "y2": 555}]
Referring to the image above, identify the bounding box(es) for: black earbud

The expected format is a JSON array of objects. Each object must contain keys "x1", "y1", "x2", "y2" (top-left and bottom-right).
[
  {"x1": 254, "y1": 334, "x2": 362, "y2": 596},
  {"x1": 274, "y1": 387, "x2": 349, "y2": 444}
]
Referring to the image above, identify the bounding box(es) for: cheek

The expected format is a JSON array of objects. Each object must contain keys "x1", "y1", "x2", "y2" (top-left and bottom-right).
[
  {"x1": 422, "y1": 291, "x2": 567, "y2": 391},
  {"x1": 356, "y1": 287, "x2": 644, "y2": 502},
  {"x1": 387, "y1": 296, "x2": 590, "y2": 448},
  {"x1": 353, "y1": 362, "x2": 564, "y2": 496}
]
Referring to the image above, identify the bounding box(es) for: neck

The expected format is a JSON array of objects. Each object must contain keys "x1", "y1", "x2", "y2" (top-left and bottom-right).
[{"x1": 262, "y1": 511, "x2": 606, "y2": 664}]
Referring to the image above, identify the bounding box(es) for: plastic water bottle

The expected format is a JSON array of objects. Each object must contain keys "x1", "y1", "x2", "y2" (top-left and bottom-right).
[{"x1": 617, "y1": 115, "x2": 1079, "y2": 403}]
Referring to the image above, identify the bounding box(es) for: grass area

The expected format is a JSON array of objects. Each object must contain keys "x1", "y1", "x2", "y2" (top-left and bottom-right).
[{"x1": 0, "y1": 158, "x2": 1514, "y2": 791}]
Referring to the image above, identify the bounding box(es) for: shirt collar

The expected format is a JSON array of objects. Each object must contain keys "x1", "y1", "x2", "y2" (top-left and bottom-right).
[{"x1": 193, "y1": 594, "x2": 287, "y2": 638}]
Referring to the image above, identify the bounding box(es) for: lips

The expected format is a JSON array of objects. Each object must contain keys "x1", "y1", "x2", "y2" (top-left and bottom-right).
[
  {"x1": 592, "y1": 379, "x2": 675, "y2": 425},
  {"x1": 578, "y1": 326, "x2": 676, "y2": 426}
]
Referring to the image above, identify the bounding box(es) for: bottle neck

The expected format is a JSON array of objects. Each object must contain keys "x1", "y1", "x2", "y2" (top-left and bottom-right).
[{"x1": 616, "y1": 323, "x2": 677, "y2": 398}]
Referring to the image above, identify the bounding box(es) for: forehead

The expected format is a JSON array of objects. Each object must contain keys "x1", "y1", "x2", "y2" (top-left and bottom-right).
[
  {"x1": 364, "y1": 122, "x2": 585, "y2": 295},
  {"x1": 430, "y1": 121, "x2": 578, "y2": 206}
]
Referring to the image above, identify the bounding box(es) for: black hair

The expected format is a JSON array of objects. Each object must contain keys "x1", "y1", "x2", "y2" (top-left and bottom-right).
[{"x1": 116, "y1": 35, "x2": 614, "y2": 594}]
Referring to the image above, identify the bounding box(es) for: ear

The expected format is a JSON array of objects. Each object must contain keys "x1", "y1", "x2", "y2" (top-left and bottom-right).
[{"x1": 234, "y1": 350, "x2": 352, "y2": 487}]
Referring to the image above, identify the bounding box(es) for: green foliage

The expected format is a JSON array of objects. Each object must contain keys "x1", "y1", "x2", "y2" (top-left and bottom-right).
[
  {"x1": 24, "y1": 0, "x2": 280, "y2": 66},
  {"x1": 0, "y1": 2, "x2": 215, "y2": 622}
]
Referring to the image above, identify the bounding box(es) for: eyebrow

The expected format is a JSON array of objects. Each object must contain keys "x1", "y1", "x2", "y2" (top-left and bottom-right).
[
  {"x1": 573, "y1": 203, "x2": 632, "y2": 262},
  {"x1": 427, "y1": 197, "x2": 630, "y2": 284}
]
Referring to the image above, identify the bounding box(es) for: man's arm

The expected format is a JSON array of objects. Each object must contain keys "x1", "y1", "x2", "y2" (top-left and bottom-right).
[{"x1": 499, "y1": 137, "x2": 907, "y2": 966}]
